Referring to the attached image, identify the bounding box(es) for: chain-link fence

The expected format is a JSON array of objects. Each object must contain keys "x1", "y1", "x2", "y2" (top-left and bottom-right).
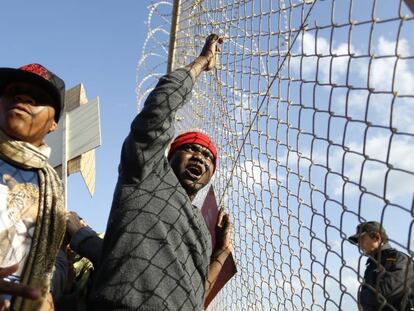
[{"x1": 137, "y1": 0, "x2": 414, "y2": 309}]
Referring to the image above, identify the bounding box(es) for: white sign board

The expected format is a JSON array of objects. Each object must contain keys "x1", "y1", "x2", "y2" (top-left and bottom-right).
[{"x1": 45, "y1": 97, "x2": 101, "y2": 168}]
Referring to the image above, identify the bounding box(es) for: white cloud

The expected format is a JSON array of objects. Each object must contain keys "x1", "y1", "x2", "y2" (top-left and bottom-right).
[
  {"x1": 388, "y1": 137, "x2": 414, "y2": 172},
  {"x1": 240, "y1": 159, "x2": 263, "y2": 188},
  {"x1": 394, "y1": 99, "x2": 414, "y2": 133},
  {"x1": 325, "y1": 134, "x2": 414, "y2": 200},
  {"x1": 347, "y1": 90, "x2": 369, "y2": 111},
  {"x1": 293, "y1": 33, "x2": 358, "y2": 84},
  {"x1": 341, "y1": 274, "x2": 360, "y2": 297},
  {"x1": 292, "y1": 34, "x2": 414, "y2": 96},
  {"x1": 224, "y1": 89, "x2": 255, "y2": 136},
  {"x1": 366, "y1": 37, "x2": 414, "y2": 95},
  {"x1": 239, "y1": 158, "x2": 283, "y2": 194},
  {"x1": 349, "y1": 135, "x2": 414, "y2": 200},
  {"x1": 302, "y1": 32, "x2": 330, "y2": 55}
]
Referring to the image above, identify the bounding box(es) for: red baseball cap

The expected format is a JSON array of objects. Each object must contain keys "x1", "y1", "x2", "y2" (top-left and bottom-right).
[
  {"x1": 168, "y1": 131, "x2": 218, "y2": 171},
  {"x1": 0, "y1": 63, "x2": 65, "y2": 122}
]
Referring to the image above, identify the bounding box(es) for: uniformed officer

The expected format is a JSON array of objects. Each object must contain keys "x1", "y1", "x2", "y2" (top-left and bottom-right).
[{"x1": 348, "y1": 221, "x2": 414, "y2": 310}]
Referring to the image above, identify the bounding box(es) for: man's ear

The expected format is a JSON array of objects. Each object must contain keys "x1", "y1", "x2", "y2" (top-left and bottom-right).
[{"x1": 48, "y1": 120, "x2": 58, "y2": 134}]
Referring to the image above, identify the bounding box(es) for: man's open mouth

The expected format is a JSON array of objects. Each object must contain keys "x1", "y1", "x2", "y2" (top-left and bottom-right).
[{"x1": 185, "y1": 164, "x2": 204, "y2": 178}]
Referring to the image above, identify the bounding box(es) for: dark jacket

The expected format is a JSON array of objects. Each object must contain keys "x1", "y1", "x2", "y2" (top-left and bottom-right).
[
  {"x1": 70, "y1": 226, "x2": 103, "y2": 268},
  {"x1": 51, "y1": 249, "x2": 69, "y2": 303},
  {"x1": 53, "y1": 228, "x2": 102, "y2": 311},
  {"x1": 359, "y1": 243, "x2": 414, "y2": 310},
  {"x1": 89, "y1": 69, "x2": 212, "y2": 311}
]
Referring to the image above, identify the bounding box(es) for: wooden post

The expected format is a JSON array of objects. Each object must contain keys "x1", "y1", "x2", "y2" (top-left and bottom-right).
[
  {"x1": 167, "y1": 0, "x2": 181, "y2": 73},
  {"x1": 62, "y1": 112, "x2": 68, "y2": 210}
]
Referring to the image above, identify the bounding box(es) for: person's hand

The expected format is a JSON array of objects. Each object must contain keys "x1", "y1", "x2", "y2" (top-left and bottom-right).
[
  {"x1": 214, "y1": 208, "x2": 233, "y2": 254},
  {"x1": 199, "y1": 33, "x2": 223, "y2": 71},
  {"x1": 186, "y1": 33, "x2": 224, "y2": 80},
  {"x1": 66, "y1": 212, "x2": 87, "y2": 237},
  {"x1": 0, "y1": 263, "x2": 41, "y2": 310},
  {"x1": 206, "y1": 209, "x2": 233, "y2": 295}
]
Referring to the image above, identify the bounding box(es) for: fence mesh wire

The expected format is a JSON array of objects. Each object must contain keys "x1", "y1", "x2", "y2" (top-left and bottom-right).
[{"x1": 136, "y1": 0, "x2": 414, "y2": 310}]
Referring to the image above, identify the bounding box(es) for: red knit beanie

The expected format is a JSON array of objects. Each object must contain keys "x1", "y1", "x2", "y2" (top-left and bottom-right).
[{"x1": 168, "y1": 131, "x2": 218, "y2": 171}]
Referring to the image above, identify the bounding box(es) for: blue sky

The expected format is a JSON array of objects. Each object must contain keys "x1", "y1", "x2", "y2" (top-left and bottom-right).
[
  {"x1": 2, "y1": 1, "x2": 414, "y2": 309},
  {"x1": 0, "y1": 0, "x2": 152, "y2": 231}
]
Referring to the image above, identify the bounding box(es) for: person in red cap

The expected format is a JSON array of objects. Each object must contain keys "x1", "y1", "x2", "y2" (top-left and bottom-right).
[
  {"x1": 0, "y1": 64, "x2": 67, "y2": 310},
  {"x1": 167, "y1": 131, "x2": 218, "y2": 199},
  {"x1": 90, "y1": 34, "x2": 232, "y2": 311}
]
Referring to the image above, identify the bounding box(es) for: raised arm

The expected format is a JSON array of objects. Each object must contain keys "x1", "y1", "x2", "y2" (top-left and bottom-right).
[{"x1": 120, "y1": 34, "x2": 223, "y2": 182}]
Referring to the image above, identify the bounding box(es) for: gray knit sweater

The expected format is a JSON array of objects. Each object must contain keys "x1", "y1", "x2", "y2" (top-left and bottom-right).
[{"x1": 89, "y1": 69, "x2": 212, "y2": 311}]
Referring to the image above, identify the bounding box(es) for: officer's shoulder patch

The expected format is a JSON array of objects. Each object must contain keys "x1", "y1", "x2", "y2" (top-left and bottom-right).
[{"x1": 383, "y1": 250, "x2": 399, "y2": 269}]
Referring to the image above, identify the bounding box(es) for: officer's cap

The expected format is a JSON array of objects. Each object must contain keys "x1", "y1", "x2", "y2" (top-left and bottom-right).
[{"x1": 348, "y1": 221, "x2": 388, "y2": 244}]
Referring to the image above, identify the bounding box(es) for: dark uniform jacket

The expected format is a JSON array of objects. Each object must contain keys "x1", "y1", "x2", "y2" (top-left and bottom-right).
[{"x1": 359, "y1": 243, "x2": 414, "y2": 310}]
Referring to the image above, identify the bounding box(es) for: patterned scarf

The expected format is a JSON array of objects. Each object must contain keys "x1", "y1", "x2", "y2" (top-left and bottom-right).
[{"x1": 0, "y1": 130, "x2": 66, "y2": 311}]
